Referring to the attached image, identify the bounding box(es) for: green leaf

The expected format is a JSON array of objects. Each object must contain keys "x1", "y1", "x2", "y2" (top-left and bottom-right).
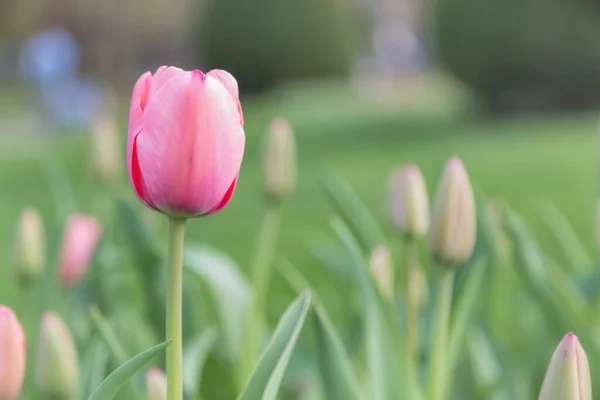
[
  {"x1": 184, "y1": 246, "x2": 251, "y2": 360},
  {"x1": 79, "y1": 339, "x2": 109, "y2": 399},
  {"x1": 331, "y1": 218, "x2": 413, "y2": 400},
  {"x1": 320, "y1": 171, "x2": 385, "y2": 251},
  {"x1": 115, "y1": 199, "x2": 160, "y2": 265},
  {"x1": 87, "y1": 340, "x2": 171, "y2": 400},
  {"x1": 237, "y1": 291, "x2": 312, "y2": 400},
  {"x1": 277, "y1": 259, "x2": 364, "y2": 400},
  {"x1": 115, "y1": 199, "x2": 164, "y2": 334},
  {"x1": 447, "y1": 257, "x2": 487, "y2": 373},
  {"x1": 539, "y1": 202, "x2": 592, "y2": 273},
  {"x1": 88, "y1": 306, "x2": 143, "y2": 399},
  {"x1": 183, "y1": 327, "x2": 218, "y2": 399},
  {"x1": 313, "y1": 307, "x2": 365, "y2": 400}
]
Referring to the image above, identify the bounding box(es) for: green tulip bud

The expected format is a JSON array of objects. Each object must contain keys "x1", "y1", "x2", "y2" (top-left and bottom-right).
[
  {"x1": 428, "y1": 157, "x2": 476, "y2": 268},
  {"x1": 539, "y1": 332, "x2": 591, "y2": 400},
  {"x1": 389, "y1": 164, "x2": 430, "y2": 239},
  {"x1": 35, "y1": 312, "x2": 79, "y2": 399},
  {"x1": 12, "y1": 208, "x2": 45, "y2": 285},
  {"x1": 263, "y1": 117, "x2": 297, "y2": 202}
]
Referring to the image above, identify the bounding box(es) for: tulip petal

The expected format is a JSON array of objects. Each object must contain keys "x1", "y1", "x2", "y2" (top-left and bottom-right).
[
  {"x1": 207, "y1": 175, "x2": 238, "y2": 215},
  {"x1": 131, "y1": 132, "x2": 155, "y2": 209},
  {"x1": 208, "y1": 69, "x2": 243, "y2": 125},
  {"x1": 127, "y1": 72, "x2": 152, "y2": 188},
  {"x1": 152, "y1": 66, "x2": 186, "y2": 95}
]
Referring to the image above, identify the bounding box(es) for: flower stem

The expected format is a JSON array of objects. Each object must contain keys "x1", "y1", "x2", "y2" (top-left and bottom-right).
[
  {"x1": 166, "y1": 217, "x2": 186, "y2": 400},
  {"x1": 239, "y1": 204, "x2": 282, "y2": 386},
  {"x1": 404, "y1": 239, "x2": 419, "y2": 360},
  {"x1": 427, "y1": 269, "x2": 455, "y2": 400},
  {"x1": 404, "y1": 238, "x2": 422, "y2": 398}
]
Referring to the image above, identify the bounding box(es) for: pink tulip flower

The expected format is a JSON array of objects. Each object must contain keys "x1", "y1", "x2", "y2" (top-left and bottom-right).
[
  {"x1": 58, "y1": 214, "x2": 102, "y2": 287},
  {"x1": 127, "y1": 66, "x2": 245, "y2": 218},
  {"x1": 0, "y1": 306, "x2": 26, "y2": 400}
]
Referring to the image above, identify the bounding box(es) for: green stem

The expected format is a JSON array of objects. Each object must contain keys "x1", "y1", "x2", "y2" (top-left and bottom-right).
[
  {"x1": 239, "y1": 204, "x2": 283, "y2": 386},
  {"x1": 166, "y1": 217, "x2": 186, "y2": 400},
  {"x1": 427, "y1": 269, "x2": 455, "y2": 400},
  {"x1": 404, "y1": 239, "x2": 422, "y2": 398},
  {"x1": 404, "y1": 239, "x2": 419, "y2": 360}
]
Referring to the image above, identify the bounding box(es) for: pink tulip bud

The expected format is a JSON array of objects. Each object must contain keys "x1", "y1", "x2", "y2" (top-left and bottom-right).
[
  {"x1": 428, "y1": 157, "x2": 476, "y2": 268},
  {"x1": 91, "y1": 114, "x2": 121, "y2": 183},
  {"x1": 263, "y1": 117, "x2": 297, "y2": 202},
  {"x1": 388, "y1": 164, "x2": 430, "y2": 239},
  {"x1": 127, "y1": 66, "x2": 245, "y2": 218},
  {"x1": 369, "y1": 245, "x2": 393, "y2": 300},
  {"x1": 146, "y1": 367, "x2": 167, "y2": 400},
  {"x1": 12, "y1": 208, "x2": 45, "y2": 284},
  {"x1": 35, "y1": 312, "x2": 79, "y2": 399},
  {"x1": 539, "y1": 332, "x2": 592, "y2": 400},
  {"x1": 0, "y1": 306, "x2": 26, "y2": 400},
  {"x1": 58, "y1": 214, "x2": 102, "y2": 287}
]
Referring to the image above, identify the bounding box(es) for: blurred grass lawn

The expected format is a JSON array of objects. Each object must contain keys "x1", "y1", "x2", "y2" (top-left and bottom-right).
[{"x1": 0, "y1": 74, "x2": 598, "y2": 319}]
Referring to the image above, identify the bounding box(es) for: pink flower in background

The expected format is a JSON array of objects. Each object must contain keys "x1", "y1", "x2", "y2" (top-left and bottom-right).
[
  {"x1": 127, "y1": 66, "x2": 245, "y2": 218},
  {"x1": 0, "y1": 306, "x2": 26, "y2": 400},
  {"x1": 58, "y1": 214, "x2": 102, "y2": 287}
]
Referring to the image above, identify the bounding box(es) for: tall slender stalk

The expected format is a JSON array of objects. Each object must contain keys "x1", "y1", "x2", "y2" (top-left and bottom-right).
[
  {"x1": 166, "y1": 218, "x2": 186, "y2": 400},
  {"x1": 427, "y1": 270, "x2": 455, "y2": 400},
  {"x1": 404, "y1": 238, "x2": 420, "y2": 360},
  {"x1": 239, "y1": 204, "x2": 283, "y2": 386}
]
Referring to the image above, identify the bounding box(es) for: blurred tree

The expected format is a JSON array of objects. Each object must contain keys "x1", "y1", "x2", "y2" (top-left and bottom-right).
[
  {"x1": 201, "y1": 0, "x2": 359, "y2": 92},
  {"x1": 433, "y1": 0, "x2": 600, "y2": 112}
]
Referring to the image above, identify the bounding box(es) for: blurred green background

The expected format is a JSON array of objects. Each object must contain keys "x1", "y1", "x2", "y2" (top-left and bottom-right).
[{"x1": 1, "y1": 0, "x2": 600, "y2": 398}]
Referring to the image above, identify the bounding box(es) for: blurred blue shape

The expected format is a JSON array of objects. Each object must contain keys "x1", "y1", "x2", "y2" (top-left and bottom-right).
[
  {"x1": 39, "y1": 78, "x2": 101, "y2": 128},
  {"x1": 19, "y1": 27, "x2": 80, "y2": 85}
]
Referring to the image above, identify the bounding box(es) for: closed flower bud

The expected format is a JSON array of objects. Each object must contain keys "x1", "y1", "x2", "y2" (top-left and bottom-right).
[
  {"x1": 389, "y1": 164, "x2": 429, "y2": 239},
  {"x1": 539, "y1": 332, "x2": 591, "y2": 400},
  {"x1": 263, "y1": 117, "x2": 297, "y2": 202},
  {"x1": 146, "y1": 367, "x2": 167, "y2": 400},
  {"x1": 58, "y1": 214, "x2": 102, "y2": 288},
  {"x1": 0, "y1": 306, "x2": 26, "y2": 400},
  {"x1": 91, "y1": 114, "x2": 121, "y2": 184},
  {"x1": 369, "y1": 245, "x2": 393, "y2": 300},
  {"x1": 35, "y1": 312, "x2": 79, "y2": 399},
  {"x1": 127, "y1": 66, "x2": 245, "y2": 218},
  {"x1": 428, "y1": 157, "x2": 476, "y2": 267},
  {"x1": 12, "y1": 208, "x2": 45, "y2": 285}
]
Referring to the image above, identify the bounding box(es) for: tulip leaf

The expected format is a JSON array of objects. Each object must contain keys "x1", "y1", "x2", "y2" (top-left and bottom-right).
[
  {"x1": 277, "y1": 259, "x2": 364, "y2": 400},
  {"x1": 184, "y1": 246, "x2": 251, "y2": 360},
  {"x1": 87, "y1": 339, "x2": 171, "y2": 400},
  {"x1": 183, "y1": 327, "x2": 218, "y2": 399},
  {"x1": 320, "y1": 171, "x2": 384, "y2": 251},
  {"x1": 237, "y1": 291, "x2": 311, "y2": 400},
  {"x1": 447, "y1": 257, "x2": 488, "y2": 374},
  {"x1": 538, "y1": 202, "x2": 592, "y2": 273},
  {"x1": 331, "y1": 218, "x2": 416, "y2": 400},
  {"x1": 79, "y1": 339, "x2": 109, "y2": 399}
]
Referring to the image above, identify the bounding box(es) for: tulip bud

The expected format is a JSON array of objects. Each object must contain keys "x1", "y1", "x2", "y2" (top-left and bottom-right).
[
  {"x1": 91, "y1": 114, "x2": 121, "y2": 184},
  {"x1": 369, "y1": 245, "x2": 393, "y2": 300},
  {"x1": 263, "y1": 117, "x2": 297, "y2": 202},
  {"x1": 0, "y1": 306, "x2": 26, "y2": 400},
  {"x1": 539, "y1": 332, "x2": 592, "y2": 400},
  {"x1": 12, "y1": 208, "x2": 45, "y2": 285},
  {"x1": 389, "y1": 164, "x2": 430, "y2": 239},
  {"x1": 35, "y1": 312, "x2": 79, "y2": 399},
  {"x1": 146, "y1": 367, "x2": 167, "y2": 400},
  {"x1": 58, "y1": 214, "x2": 102, "y2": 288},
  {"x1": 428, "y1": 157, "x2": 476, "y2": 267}
]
